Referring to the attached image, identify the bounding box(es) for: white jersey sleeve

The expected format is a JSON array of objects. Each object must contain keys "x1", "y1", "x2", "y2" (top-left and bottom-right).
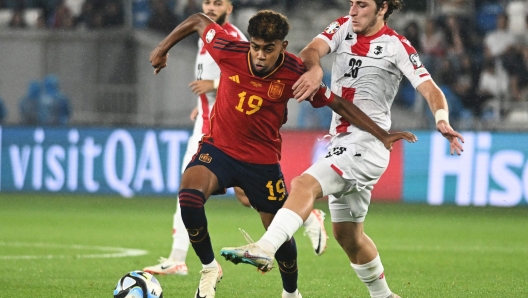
[
  {"x1": 191, "y1": 22, "x2": 246, "y2": 136},
  {"x1": 315, "y1": 16, "x2": 431, "y2": 134}
]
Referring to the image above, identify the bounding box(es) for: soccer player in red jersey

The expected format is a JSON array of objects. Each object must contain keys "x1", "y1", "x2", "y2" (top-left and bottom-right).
[{"x1": 150, "y1": 9, "x2": 416, "y2": 298}]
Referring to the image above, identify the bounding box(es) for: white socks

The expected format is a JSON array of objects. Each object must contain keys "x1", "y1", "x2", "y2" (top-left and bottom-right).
[
  {"x1": 257, "y1": 208, "x2": 303, "y2": 253},
  {"x1": 203, "y1": 259, "x2": 218, "y2": 269},
  {"x1": 351, "y1": 255, "x2": 392, "y2": 298},
  {"x1": 282, "y1": 289, "x2": 301, "y2": 298},
  {"x1": 169, "y1": 249, "x2": 187, "y2": 264}
]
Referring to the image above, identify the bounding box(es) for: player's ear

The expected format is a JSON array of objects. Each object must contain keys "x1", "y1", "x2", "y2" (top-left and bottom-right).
[{"x1": 282, "y1": 40, "x2": 288, "y2": 52}]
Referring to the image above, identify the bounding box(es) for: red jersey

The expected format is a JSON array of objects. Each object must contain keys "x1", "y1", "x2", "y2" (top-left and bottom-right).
[{"x1": 201, "y1": 23, "x2": 334, "y2": 164}]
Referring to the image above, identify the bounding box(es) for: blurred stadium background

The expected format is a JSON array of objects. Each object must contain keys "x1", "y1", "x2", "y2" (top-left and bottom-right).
[{"x1": 1, "y1": 0, "x2": 528, "y2": 297}]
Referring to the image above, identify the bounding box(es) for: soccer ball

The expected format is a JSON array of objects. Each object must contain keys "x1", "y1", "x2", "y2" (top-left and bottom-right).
[{"x1": 114, "y1": 270, "x2": 163, "y2": 298}]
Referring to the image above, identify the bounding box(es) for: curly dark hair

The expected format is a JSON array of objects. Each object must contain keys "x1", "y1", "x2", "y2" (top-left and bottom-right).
[
  {"x1": 247, "y1": 10, "x2": 290, "y2": 42},
  {"x1": 374, "y1": 0, "x2": 404, "y2": 21}
]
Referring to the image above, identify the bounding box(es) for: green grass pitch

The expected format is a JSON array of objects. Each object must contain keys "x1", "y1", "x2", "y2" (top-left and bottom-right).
[{"x1": 1, "y1": 194, "x2": 527, "y2": 297}]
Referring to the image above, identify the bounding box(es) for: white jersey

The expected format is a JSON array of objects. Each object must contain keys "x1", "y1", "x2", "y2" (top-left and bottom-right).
[
  {"x1": 316, "y1": 16, "x2": 431, "y2": 134},
  {"x1": 182, "y1": 22, "x2": 246, "y2": 173}
]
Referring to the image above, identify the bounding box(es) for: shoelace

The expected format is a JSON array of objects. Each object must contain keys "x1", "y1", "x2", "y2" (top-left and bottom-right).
[
  {"x1": 239, "y1": 228, "x2": 254, "y2": 244},
  {"x1": 157, "y1": 256, "x2": 172, "y2": 265}
]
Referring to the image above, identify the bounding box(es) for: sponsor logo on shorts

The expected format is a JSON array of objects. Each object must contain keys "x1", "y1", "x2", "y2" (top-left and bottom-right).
[{"x1": 199, "y1": 153, "x2": 212, "y2": 163}]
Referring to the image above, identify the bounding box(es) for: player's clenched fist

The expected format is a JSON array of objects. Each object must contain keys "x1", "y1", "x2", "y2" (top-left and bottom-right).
[{"x1": 150, "y1": 46, "x2": 169, "y2": 75}]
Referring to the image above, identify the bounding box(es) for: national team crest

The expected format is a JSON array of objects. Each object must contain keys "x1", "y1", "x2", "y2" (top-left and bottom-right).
[{"x1": 268, "y1": 81, "x2": 285, "y2": 99}]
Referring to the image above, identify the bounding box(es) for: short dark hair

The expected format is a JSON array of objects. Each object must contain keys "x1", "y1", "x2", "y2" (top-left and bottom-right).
[
  {"x1": 247, "y1": 10, "x2": 290, "y2": 42},
  {"x1": 374, "y1": 0, "x2": 404, "y2": 21}
]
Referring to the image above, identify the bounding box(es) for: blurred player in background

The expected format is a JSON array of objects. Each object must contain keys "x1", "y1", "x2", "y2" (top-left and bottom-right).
[
  {"x1": 149, "y1": 9, "x2": 415, "y2": 298},
  {"x1": 143, "y1": 0, "x2": 329, "y2": 278},
  {"x1": 221, "y1": 1, "x2": 464, "y2": 298}
]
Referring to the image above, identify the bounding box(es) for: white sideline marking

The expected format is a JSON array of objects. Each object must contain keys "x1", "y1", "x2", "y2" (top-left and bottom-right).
[{"x1": 0, "y1": 242, "x2": 148, "y2": 260}]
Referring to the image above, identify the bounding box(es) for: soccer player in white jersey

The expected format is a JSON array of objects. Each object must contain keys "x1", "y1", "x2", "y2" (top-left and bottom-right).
[
  {"x1": 143, "y1": 0, "x2": 329, "y2": 276},
  {"x1": 221, "y1": 1, "x2": 464, "y2": 297}
]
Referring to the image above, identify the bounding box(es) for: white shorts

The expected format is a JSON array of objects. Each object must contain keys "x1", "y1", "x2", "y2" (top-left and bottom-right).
[
  {"x1": 181, "y1": 133, "x2": 204, "y2": 174},
  {"x1": 304, "y1": 131, "x2": 389, "y2": 223}
]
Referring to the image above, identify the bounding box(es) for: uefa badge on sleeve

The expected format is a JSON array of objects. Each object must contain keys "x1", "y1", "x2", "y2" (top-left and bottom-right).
[{"x1": 206, "y1": 29, "x2": 216, "y2": 43}]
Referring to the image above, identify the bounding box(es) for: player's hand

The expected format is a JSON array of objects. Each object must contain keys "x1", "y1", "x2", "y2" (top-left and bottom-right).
[
  {"x1": 292, "y1": 67, "x2": 324, "y2": 102},
  {"x1": 150, "y1": 46, "x2": 169, "y2": 75},
  {"x1": 189, "y1": 107, "x2": 199, "y2": 121},
  {"x1": 382, "y1": 131, "x2": 418, "y2": 151},
  {"x1": 189, "y1": 80, "x2": 215, "y2": 95},
  {"x1": 436, "y1": 121, "x2": 464, "y2": 155}
]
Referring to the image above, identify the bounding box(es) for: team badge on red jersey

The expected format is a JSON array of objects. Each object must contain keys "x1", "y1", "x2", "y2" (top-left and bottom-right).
[{"x1": 268, "y1": 81, "x2": 285, "y2": 99}]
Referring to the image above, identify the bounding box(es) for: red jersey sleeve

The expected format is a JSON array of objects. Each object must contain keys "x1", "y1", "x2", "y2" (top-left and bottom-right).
[
  {"x1": 309, "y1": 83, "x2": 335, "y2": 108},
  {"x1": 201, "y1": 23, "x2": 247, "y2": 65}
]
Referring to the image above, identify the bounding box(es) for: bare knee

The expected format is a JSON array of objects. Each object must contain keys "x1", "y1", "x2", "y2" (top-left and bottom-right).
[
  {"x1": 333, "y1": 222, "x2": 363, "y2": 254},
  {"x1": 290, "y1": 174, "x2": 322, "y2": 199}
]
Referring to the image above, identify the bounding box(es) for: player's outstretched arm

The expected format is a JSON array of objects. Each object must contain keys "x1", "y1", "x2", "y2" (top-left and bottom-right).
[
  {"x1": 293, "y1": 39, "x2": 329, "y2": 102},
  {"x1": 417, "y1": 80, "x2": 464, "y2": 155},
  {"x1": 328, "y1": 95, "x2": 417, "y2": 151},
  {"x1": 150, "y1": 13, "x2": 214, "y2": 75}
]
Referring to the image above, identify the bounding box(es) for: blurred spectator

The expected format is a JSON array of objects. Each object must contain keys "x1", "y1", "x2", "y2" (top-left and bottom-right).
[
  {"x1": 73, "y1": 0, "x2": 124, "y2": 29},
  {"x1": 147, "y1": 0, "x2": 180, "y2": 34},
  {"x1": 442, "y1": 15, "x2": 464, "y2": 60},
  {"x1": 49, "y1": 0, "x2": 74, "y2": 29},
  {"x1": 403, "y1": 21, "x2": 421, "y2": 53},
  {"x1": 437, "y1": 0, "x2": 473, "y2": 17},
  {"x1": 452, "y1": 54, "x2": 480, "y2": 116},
  {"x1": 102, "y1": 0, "x2": 124, "y2": 27},
  {"x1": 39, "y1": 75, "x2": 71, "y2": 126},
  {"x1": 20, "y1": 80, "x2": 41, "y2": 125},
  {"x1": 30, "y1": 0, "x2": 59, "y2": 25},
  {"x1": 183, "y1": 0, "x2": 201, "y2": 19},
  {"x1": 420, "y1": 18, "x2": 446, "y2": 76},
  {"x1": 519, "y1": 15, "x2": 528, "y2": 47},
  {"x1": 477, "y1": 58, "x2": 509, "y2": 121},
  {"x1": 483, "y1": 13, "x2": 516, "y2": 59},
  {"x1": 8, "y1": 7, "x2": 28, "y2": 28},
  {"x1": 0, "y1": 96, "x2": 7, "y2": 124},
  {"x1": 75, "y1": 0, "x2": 97, "y2": 29},
  {"x1": 502, "y1": 46, "x2": 528, "y2": 102},
  {"x1": 427, "y1": 57, "x2": 473, "y2": 129}
]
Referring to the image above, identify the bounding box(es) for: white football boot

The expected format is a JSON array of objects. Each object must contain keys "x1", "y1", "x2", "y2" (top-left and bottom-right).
[
  {"x1": 282, "y1": 289, "x2": 303, "y2": 298},
  {"x1": 195, "y1": 263, "x2": 223, "y2": 298},
  {"x1": 303, "y1": 209, "x2": 328, "y2": 256},
  {"x1": 220, "y1": 229, "x2": 274, "y2": 272},
  {"x1": 143, "y1": 257, "x2": 188, "y2": 275}
]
